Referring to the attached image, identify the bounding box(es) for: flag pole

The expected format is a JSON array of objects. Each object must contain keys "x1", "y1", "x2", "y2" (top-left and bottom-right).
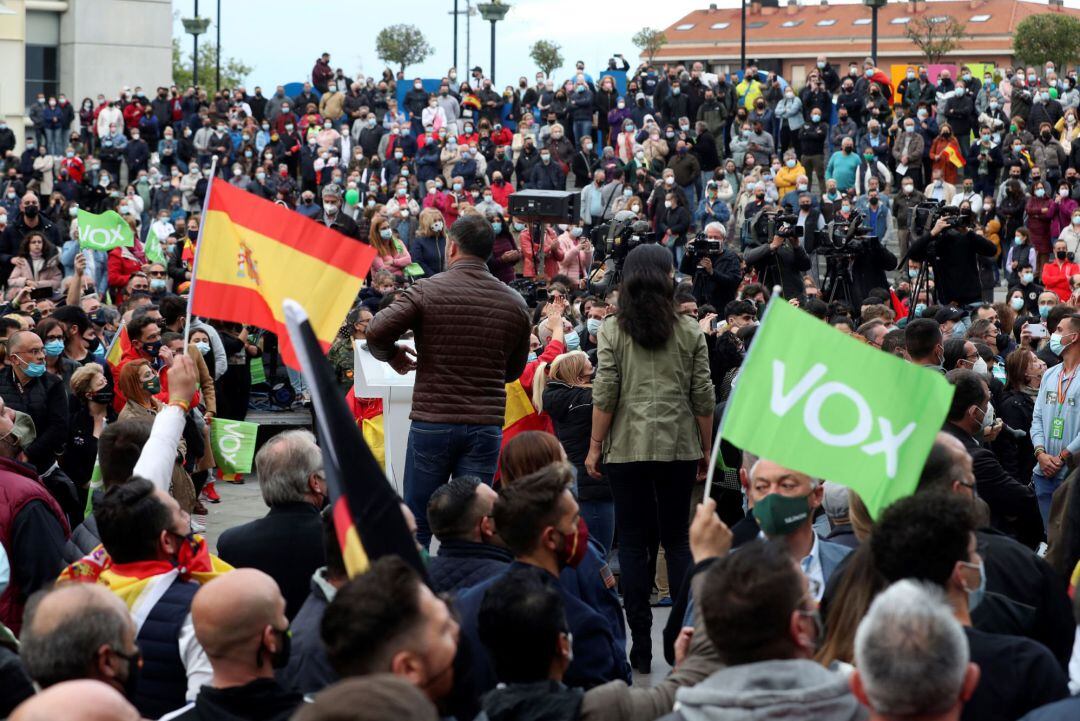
[{"x1": 184, "y1": 155, "x2": 218, "y2": 348}]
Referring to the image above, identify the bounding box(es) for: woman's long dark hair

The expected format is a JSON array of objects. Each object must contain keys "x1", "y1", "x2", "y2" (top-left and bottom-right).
[{"x1": 617, "y1": 244, "x2": 676, "y2": 349}]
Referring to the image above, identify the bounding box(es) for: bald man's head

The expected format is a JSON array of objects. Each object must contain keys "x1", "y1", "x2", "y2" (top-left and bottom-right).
[
  {"x1": 21, "y1": 584, "x2": 137, "y2": 691},
  {"x1": 192, "y1": 568, "x2": 288, "y2": 671},
  {"x1": 11, "y1": 680, "x2": 140, "y2": 721}
]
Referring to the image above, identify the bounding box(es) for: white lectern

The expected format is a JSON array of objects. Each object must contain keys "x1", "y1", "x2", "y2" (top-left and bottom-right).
[{"x1": 354, "y1": 340, "x2": 415, "y2": 495}]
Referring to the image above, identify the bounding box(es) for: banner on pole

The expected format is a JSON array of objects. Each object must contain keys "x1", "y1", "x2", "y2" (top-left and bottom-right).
[{"x1": 210, "y1": 418, "x2": 260, "y2": 475}]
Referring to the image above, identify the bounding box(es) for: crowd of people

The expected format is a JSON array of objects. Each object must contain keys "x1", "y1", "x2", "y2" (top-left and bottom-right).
[{"x1": 2, "y1": 46, "x2": 1080, "y2": 721}]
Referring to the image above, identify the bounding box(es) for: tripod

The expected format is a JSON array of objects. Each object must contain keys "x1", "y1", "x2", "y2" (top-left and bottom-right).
[
  {"x1": 907, "y1": 252, "x2": 938, "y2": 315},
  {"x1": 821, "y1": 253, "x2": 858, "y2": 312}
]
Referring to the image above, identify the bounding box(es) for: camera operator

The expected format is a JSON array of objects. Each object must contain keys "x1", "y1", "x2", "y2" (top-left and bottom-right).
[
  {"x1": 678, "y1": 221, "x2": 742, "y2": 310},
  {"x1": 744, "y1": 221, "x2": 812, "y2": 299},
  {"x1": 848, "y1": 233, "x2": 898, "y2": 311},
  {"x1": 908, "y1": 207, "x2": 997, "y2": 306}
]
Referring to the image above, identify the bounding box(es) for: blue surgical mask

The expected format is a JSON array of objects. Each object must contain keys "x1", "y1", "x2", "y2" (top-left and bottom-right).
[
  {"x1": 908, "y1": 268, "x2": 918, "y2": 279},
  {"x1": 1014, "y1": 235, "x2": 1025, "y2": 246},
  {"x1": 19, "y1": 359, "x2": 46, "y2": 377},
  {"x1": 586, "y1": 318, "x2": 602, "y2": 336},
  {"x1": 914, "y1": 302, "x2": 927, "y2": 317},
  {"x1": 527, "y1": 351, "x2": 537, "y2": 363},
  {"x1": 960, "y1": 559, "x2": 986, "y2": 611},
  {"x1": 1050, "y1": 330, "x2": 1073, "y2": 354},
  {"x1": 1040, "y1": 305, "x2": 1052, "y2": 319},
  {"x1": 150, "y1": 278, "x2": 166, "y2": 292},
  {"x1": 194, "y1": 341, "x2": 211, "y2": 355},
  {"x1": 1011, "y1": 297, "x2": 1026, "y2": 311},
  {"x1": 92, "y1": 344, "x2": 106, "y2": 360},
  {"x1": 43, "y1": 340, "x2": 64, "y2": 357},
  {"x1": 491, "y1": 222, "x2": 503, "y2": 234},
  {"x1": 1021, "y1": 272, "x2": 1034, "y2": 284},
  {"x1": 564, "y1": 331, "x2": 581, "y2": 350}
]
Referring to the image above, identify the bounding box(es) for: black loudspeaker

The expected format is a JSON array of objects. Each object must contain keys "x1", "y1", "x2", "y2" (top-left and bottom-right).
[{"x1": 508, "y1": 190, "x2": 580, "y2": 225}]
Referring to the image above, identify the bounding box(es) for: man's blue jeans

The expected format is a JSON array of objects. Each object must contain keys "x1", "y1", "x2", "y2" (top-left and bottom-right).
[
  {"x1": 1033, "y1": 468, "x2": 1066, "y2": 529},
  {"x1": 404, "y1": 421, "x2": 502, "y2": 546}
]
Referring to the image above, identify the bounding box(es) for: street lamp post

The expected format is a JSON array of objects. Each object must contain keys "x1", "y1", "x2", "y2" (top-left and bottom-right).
[
  {"x1": 477, "y1": 1, "x2": 510, "y2": 85},
  {"x1": 216, "y1": 0, "x2": 221, "y2": 90},
  {"x1": 863, "y1": 0, "x2": 887, "y2": 65},
  {"x1": 181, "y1": 5, "x2": 211, "y2": 87},
  {"x1": 740, "y1": 0, "x2": 747, "y2": 71}
]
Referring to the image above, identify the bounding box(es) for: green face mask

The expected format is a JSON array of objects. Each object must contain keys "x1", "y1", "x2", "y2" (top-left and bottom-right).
[
  {"x1": 142, "y1": 377, "x2": 161, "y2": 395},
  {"x1": 753, "y1": 493, "x2": 811, "y2": 536}
]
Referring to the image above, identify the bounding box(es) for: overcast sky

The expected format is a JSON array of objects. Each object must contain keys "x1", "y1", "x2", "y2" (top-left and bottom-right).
[{"x1": 171, "y1": 0, "x2": 1079, "y2": 89}]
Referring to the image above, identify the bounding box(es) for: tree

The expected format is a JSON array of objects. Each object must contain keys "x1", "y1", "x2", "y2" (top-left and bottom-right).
[
  {"x1": 632, "y1": 27, "x2": 667, "y2": 65},
  {"x1": 172, "y1": 37, "x2": 253, "y2": 93},
  {"x1": 375, "y1": 24, "x2": 434, "y2": 75},
  {"x1": 1014, "y1": 13, "x2": 1080, "y2": 72},
  {"x1": 529, "y1": 40, "x2": 564, "y2": 78},
  {"x1": 904, "y1": 15, "x2": 967, "y2": 65}
]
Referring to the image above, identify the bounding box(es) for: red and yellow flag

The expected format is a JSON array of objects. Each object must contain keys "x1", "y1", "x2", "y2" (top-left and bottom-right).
[
  {"x1": 943, "y1": 144, "x2": 966, "y2": 168},
  {"x1": 191, "y1": 181, "x2": 376, "y2": 368}
]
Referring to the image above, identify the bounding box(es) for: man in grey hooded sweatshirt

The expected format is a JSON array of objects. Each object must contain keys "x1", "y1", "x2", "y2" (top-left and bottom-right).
[{"x1": 659, "y1": 540, "x2": 866, "y2": 721}]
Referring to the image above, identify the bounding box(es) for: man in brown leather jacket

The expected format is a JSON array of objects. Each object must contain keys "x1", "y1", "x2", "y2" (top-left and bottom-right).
[{"x1": 366, "y1": 214, "x2": 531, "y2": 546}]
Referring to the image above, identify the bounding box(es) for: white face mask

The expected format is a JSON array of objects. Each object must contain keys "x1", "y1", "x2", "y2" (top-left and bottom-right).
[{"x1": 971, "y1": 357, "x2": 988, "y2": 376}]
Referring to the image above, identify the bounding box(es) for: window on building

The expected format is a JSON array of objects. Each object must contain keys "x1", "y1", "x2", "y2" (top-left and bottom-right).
[
  {"x1": 675, "y1": 23, "x2": 695, "y2": 30},
  {"x1": 710, "y1": 21, "x2": 731, "y2": 29},
  {"x1": 781, "y1": 19, "x2": 803, "y2": 27},
  {"x1": 890, "y1": 16, "x2": 911, "y2": 24},
  {"x1": 970, "y1": 13, "x2": 991, "y2": 21},
  {"x1": 25, "y1": 9, "x2": 59, "y2": 107},
  {"x1": 853, "y1": 18, "x2": 872, "y2": 25},
  {"x1": 816, "y1": 18, "x2": 837, "y2": 26},
  {"x1": 747, "y1": 21, "x2": 767, "y2": 28}
]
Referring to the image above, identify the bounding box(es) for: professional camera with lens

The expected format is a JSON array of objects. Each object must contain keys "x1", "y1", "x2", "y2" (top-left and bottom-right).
[
  {"x1": 509, "y1": 278, "x2": 548, "y2": 306},
  {"x1": 686, "y1": 233, "x2": 725, "y2": 258},
  {"x1": 910, "y1": 200, "x2": 974, "y2": 237},
  {"x1": 935, "y1": 203, "x2": 975, "y2": 229},
  {"x1": 822, "y1": 210, "x2": 876, "y2": 256},
  {"x1": 590, "y1": 210, "x2": 657, "y2": 267},
  {"x1": 751, "y1": 209, "x2": 800, "y2": 246}
]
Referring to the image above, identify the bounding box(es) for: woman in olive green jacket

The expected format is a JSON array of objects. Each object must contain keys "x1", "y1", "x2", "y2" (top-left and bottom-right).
[{"x1": 585, "y1": 244, "x2": 715, "y2": 673}]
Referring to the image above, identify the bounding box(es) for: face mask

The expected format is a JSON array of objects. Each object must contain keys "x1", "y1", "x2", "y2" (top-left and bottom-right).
[
  {"x1": 914, "y1": 302, "x2": 927, "y2": 317},
  {"x1": 1058, "y1": 250, "x2": 1068, "y2": 260},
  {"x1": 149, "y1": 278, "x2": 166, "y2": 292},
  {"x1": 527, "y1": 351, "x2": 537, "y2": 363},
  {"x1": 140, "y1": 375, "x2": 161, "y2": 395},
  {"x1": 1051, "y1": 331, "x2": 1074, "y2": 355},
  {"x1": 432, "y1": 221, "x2": 444, "y2": 232},
  {"x1": 960, "y1": 559, "x2": 986, "y2": 611},
  {"x1": 753, "y1": 492, "x2": 811, "y2": 536},
  {"x1": 587, "y1": 318, "x2": 602, "y2": 336},
  {"x1": 811, "y1": 114, "x2": 821, "y2": 123},
  {"x1": 513, "y1": 222, "x2": 525, "y2": 231},
  {"x1": 1038, "y1": 188, "x2": 1048, "y2": 199},
  {"x1": 555, "y1": 516, "x2": 589, "y2": 568},
  {"x1": 918, "y1": 109, "x2": 928, "y2": 119},
  {"x1": 1011, "y1": 297, "x2": 1026, "y2": 311},
  {"x1": 797, "y1": 183, "x2": 808, "y2": 192},
  {"x1": 564, "y1": 331, "x2": 581, "y2": 351},
  {"x1": 43, "y1": 339, "x2": 64, "y2": 357},
  {"x1": 1020, "y1": 271, "x2": 1034, "y2": 285},
  {"x1": 971, "y1": 357, "x2": 988, "y2": 376},
  {"x1": 908, "y1": 268, "x2": 919, "y2": 279}
]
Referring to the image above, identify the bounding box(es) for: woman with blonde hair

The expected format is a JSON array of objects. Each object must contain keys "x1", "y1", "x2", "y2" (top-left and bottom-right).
[
  {"x1": 408, "y1": 207, "x2": 447, "y2": 278},
  {"x1": 117, "y1": 359, "x2": 197, "y2": 514},
  {"x1": 535, "y1": 350, "x2": 614, "y2": 552},
  {"x1": 368, "y1": 215, "x2": 413, "y2": 278}
]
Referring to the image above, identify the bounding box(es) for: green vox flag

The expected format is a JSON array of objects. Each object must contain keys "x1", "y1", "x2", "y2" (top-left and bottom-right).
[
  {"x1": 210, "y1": 418, "x2": 260, "y2": 475},
  {"x1": 84, "y1": 459, "x2": 102, "y2": 519},
  {"x1": 144, "y1": 226, "x2": 166, "y2": 265},
  {"x1": 250, "y1": 356, "x2": 267, "y2": 385},
  {"x1": 77, "y1": 209, "x2": 135, "y2": 251},
  {"x1": 720, "y1": 298, "x2": 955, "y2": 518}
]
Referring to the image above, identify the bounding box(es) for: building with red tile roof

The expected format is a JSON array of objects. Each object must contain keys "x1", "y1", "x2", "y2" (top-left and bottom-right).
[{"x1": 651, "y1": 0, "x2": 1080, "y2": 82}]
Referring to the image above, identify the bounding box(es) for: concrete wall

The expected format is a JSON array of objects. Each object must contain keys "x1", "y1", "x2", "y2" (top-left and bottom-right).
[
  {"x1": 0, "y1": 1, "x2": 27, "y2": 145},
  {"x1": 59, "y1": 0, "x2": 172, "y2": 105}
]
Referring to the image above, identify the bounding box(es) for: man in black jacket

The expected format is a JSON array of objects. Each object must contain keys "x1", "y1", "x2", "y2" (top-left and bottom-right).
[
  {"x1": 310, "y1": 184, "x2": 360, "y2": 241},
  {"x1": 0, "y1": 331, "x2": 68, "y2": 475},
  {"x1": 217, "y1": 430, "x2": 327, "y2": 620},
  {"x1": 165, "y1": 569, "x2": 303, "y2": 721},
  {"x1": 679, "y1": 221, "x2": 741, "y2": 310},
  {"x1": 744, "y1": 226, "x2": 812, "y2": 299},
  {"x1": 909, "y1": 213, "x2": 997, "y2": 306},
  {"x1": 941, "y1": 369, "x2": 1043, "y2": 550},
  {"x1": 426, "y1": 476, "x2": 511, "y2": 593},
  {"x1": 0, "y1": 192, "x2": 61, "y2": 287}
]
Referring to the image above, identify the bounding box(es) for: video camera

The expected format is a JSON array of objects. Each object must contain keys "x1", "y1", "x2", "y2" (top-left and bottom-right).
[
  {"x1": 751, "y1": 209, "x2": 800, "y2": 246},
  {"x1": 686, "y1": 233, "x2": 725, "y2": 259},
  {"x1": 910, "y1": 200, "x2": 974, "y2": 237},
  {"x1": 590, "y1": 210, "x2": 657, "y2": 267},
  {"x1": 509, "y1": 278, "x2": 548, "y2": 306},
  {"x1": 822, "y1": 209, "x2": 876, "y2": 256}
]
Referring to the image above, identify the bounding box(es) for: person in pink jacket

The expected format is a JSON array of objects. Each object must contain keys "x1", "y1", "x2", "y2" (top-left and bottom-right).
[
  {"x1": 368, "y1": 215, "x2": 413, "y2": 278},
  {"x1": 555, "y1": 223, "x2": 594, "y2": 286}
]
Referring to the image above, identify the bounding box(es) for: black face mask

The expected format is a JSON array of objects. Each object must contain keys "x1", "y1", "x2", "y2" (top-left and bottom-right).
[
  {"x1": 23, "y1": 206, "x2": 38, "y2": 219},
  {"x1": 257, "y1": 627, "x2": 291, "y2": 670},
  {"x1": 187, "y1": 229, "x2": 198, "y2": 240},
  {"x1": 89, "y1": 389, "x2": 114, "y2": 405},
  {"x1": 1058, "y1": 250, "x2": 1068, "y2": 260},
  {"x1": 113, "y1": 647, "x2": 142, "y2": 700}
]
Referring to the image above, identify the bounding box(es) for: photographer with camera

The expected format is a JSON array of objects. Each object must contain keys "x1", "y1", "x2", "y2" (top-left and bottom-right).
[
  {"x1": 908, "y1": 205, "x2": 997, "y2": 306},
  {"x1": 744, "y1": 214, "x2": 811, "y2": 299},
  {"x1": 678, "y1": 221, "x2": 742, "y2": 311}
]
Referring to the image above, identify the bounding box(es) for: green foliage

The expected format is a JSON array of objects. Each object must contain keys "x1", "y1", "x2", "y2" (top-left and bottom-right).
[
  {"x1": 1013, "y1": 14, "x2": 1080, "y2": 71},
  {"x1": 904, "y1": 16, "x2": 967, "y2": 65},
  {"x1": 172, "y1": 37, "x2": 253, "y2": 93},
  {"x1": 632, "y1": 27, "x2": 667, "y2": 65},
  {"x1": 529, "y1": 40, "x2": 564, "y2": 78},
  {"x1": 375, "y1": 24, "x2": 435, "y2": 75}
]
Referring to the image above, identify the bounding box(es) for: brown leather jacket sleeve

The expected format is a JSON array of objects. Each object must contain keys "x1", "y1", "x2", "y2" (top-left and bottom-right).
[{"x1": 365, "y1": 285, "x2": 423, "y2": 363}]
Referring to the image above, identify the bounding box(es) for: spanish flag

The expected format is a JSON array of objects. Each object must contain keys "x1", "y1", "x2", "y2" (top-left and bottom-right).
[
  {"x1": 284, "y1": 300, "x2": 428, "y2": 582},
  {"x1": 943, "y1": 144, "x2": 966, "y2": 168},
  {"x1": 348, "y1": 391, "x2": 386, "y2": 470},
  {"x1": 104, "y1": 324, "x2": 130, "y2": 370},
  {"x1": 191, "y1": 181, "x2": 376, "y2": 368}
]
